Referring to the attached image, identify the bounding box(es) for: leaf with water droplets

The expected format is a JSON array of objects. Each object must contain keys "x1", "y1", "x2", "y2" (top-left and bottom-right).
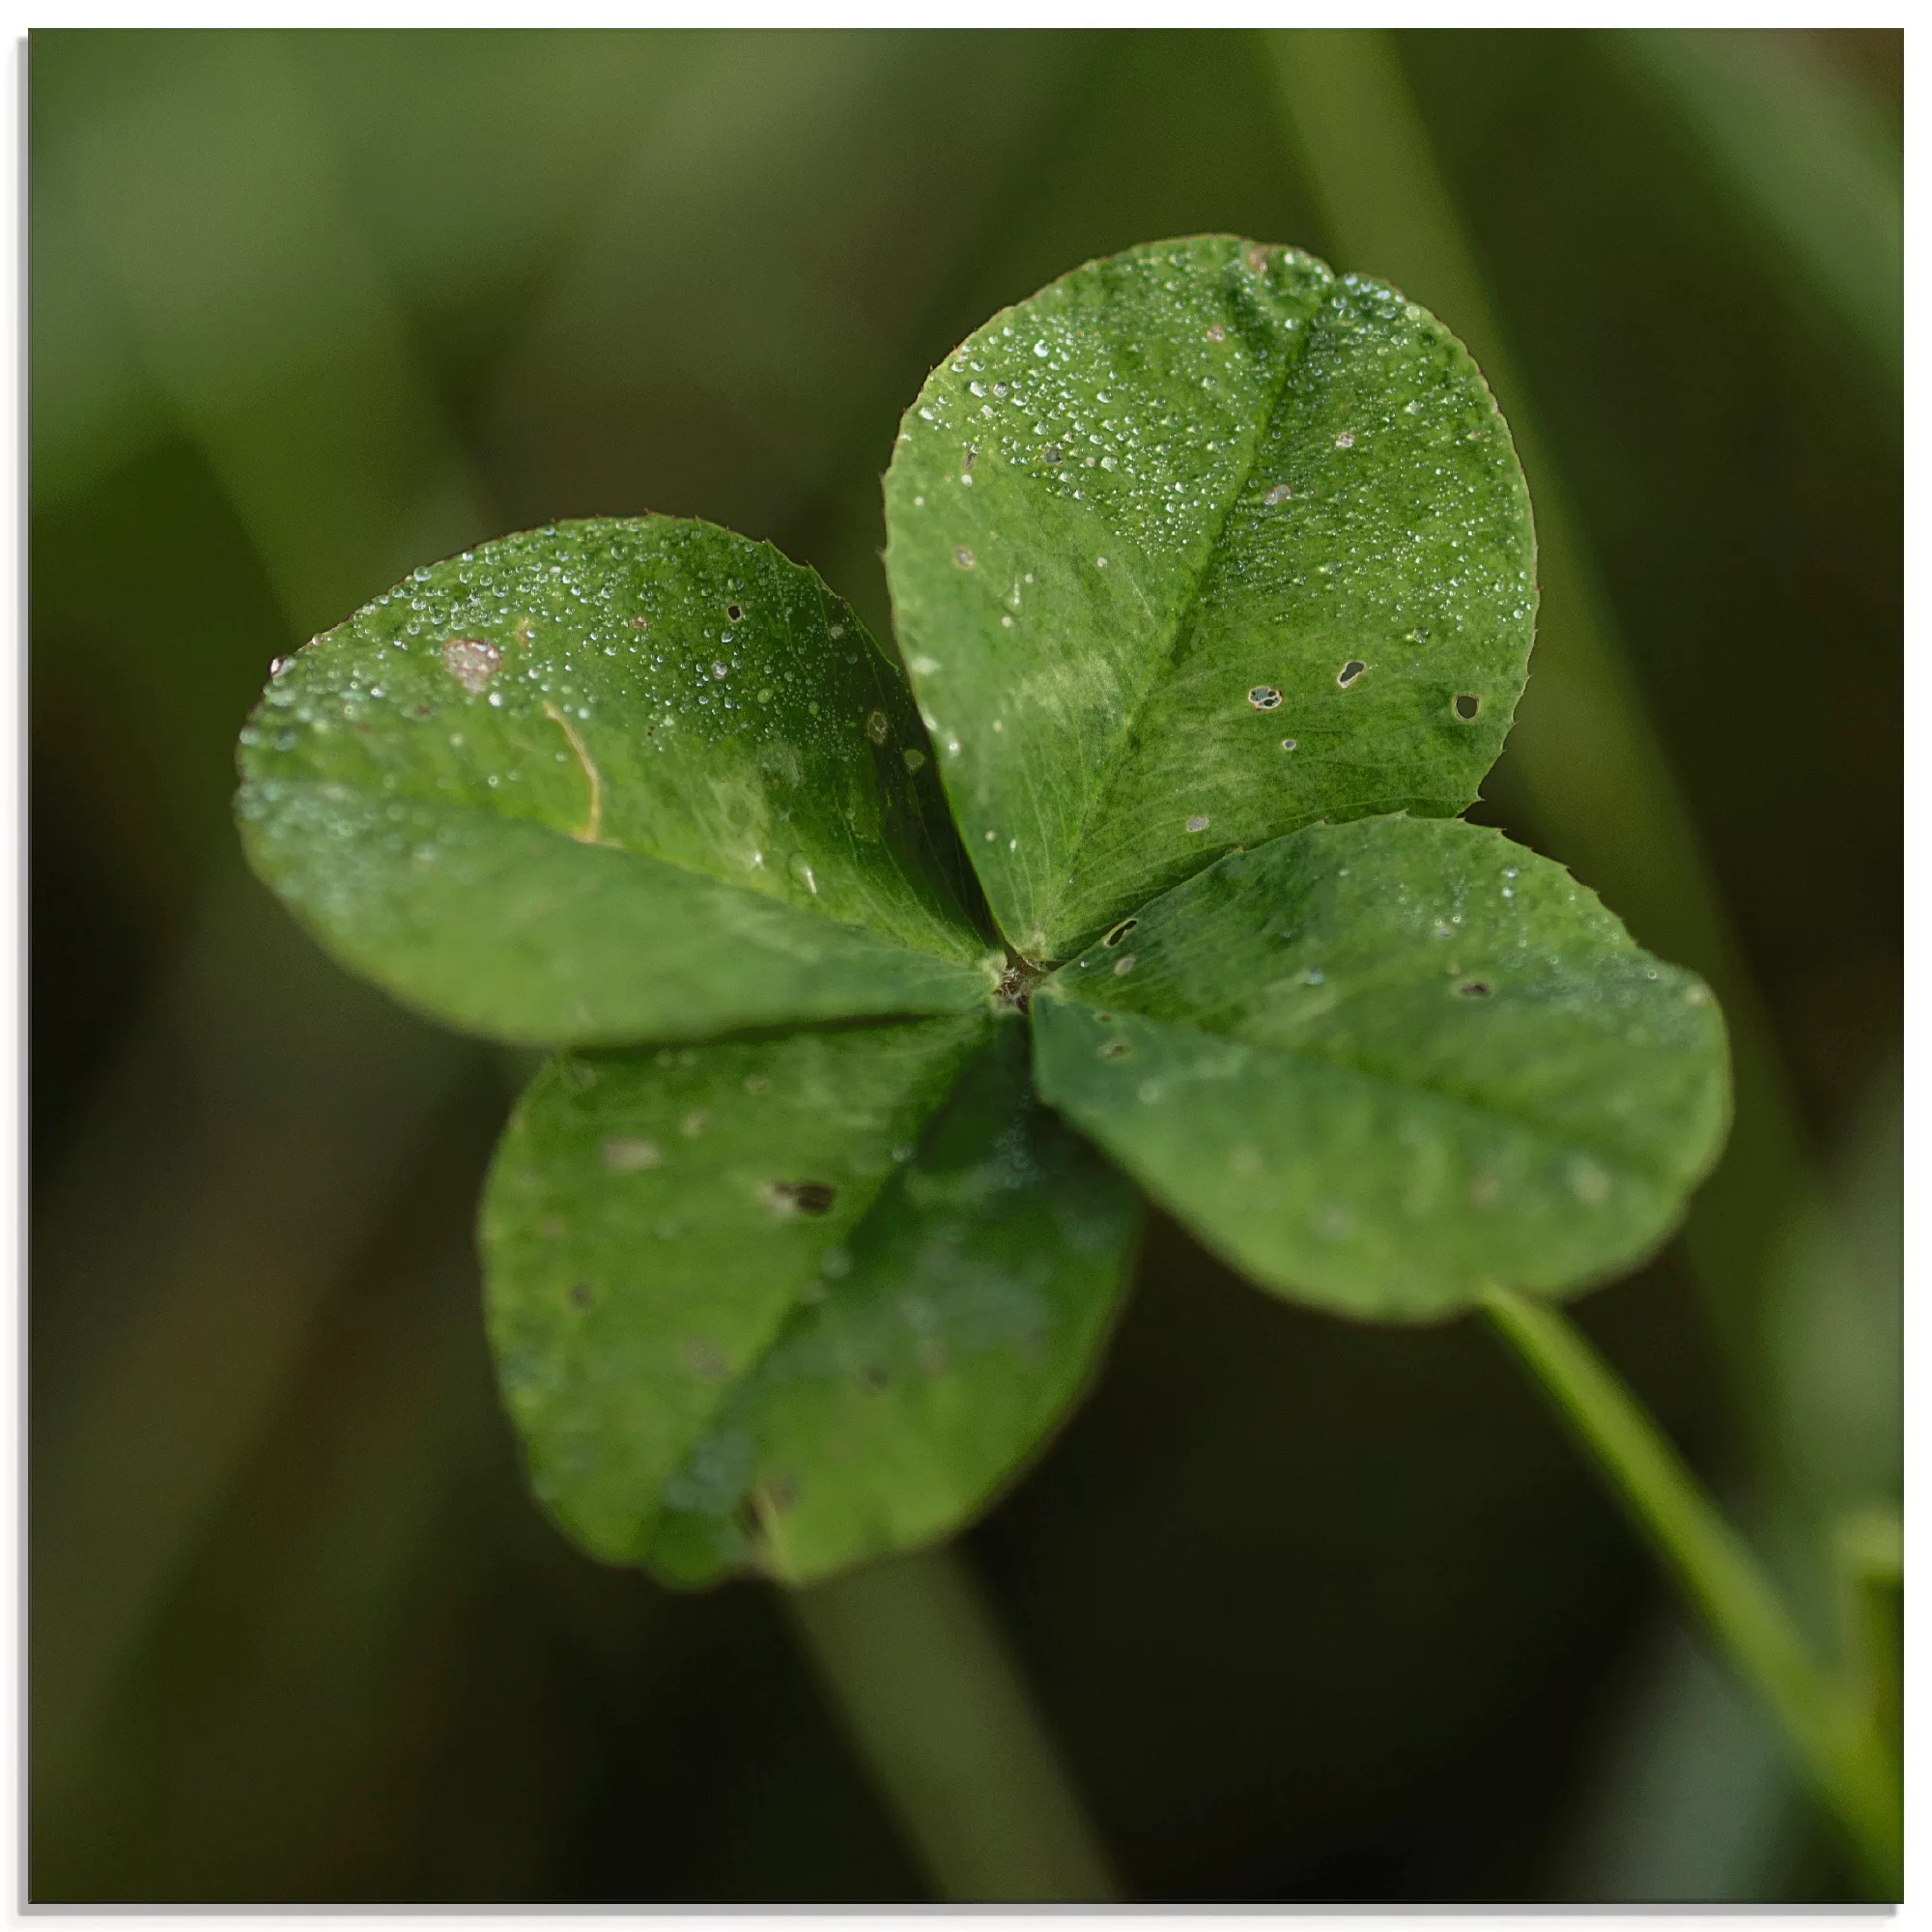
[
  {"x1": 483, "y1": 1012, "x2": 1138, "y2": 1581},
  {"x1": 1032, "y1": 815, "x2": 1729, "y2": 1321},
  {"x1": 884, "y1": 236, "x2": 1536, "y2": 961},
  {"x1": 237, "y1": 517, "x2": 997, "y2": 1045}
]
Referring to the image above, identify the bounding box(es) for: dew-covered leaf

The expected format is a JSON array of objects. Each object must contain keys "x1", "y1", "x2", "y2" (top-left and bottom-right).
[
  {"x1": 883, "y1": 235, "x2": 1536, "y2": 962},
  {"x1": 1032, "y1": 815, "x2": 1729, "y2": 1321},
  {"x1": 482, "y1": 1013, "x2": 1138, "y2": 1583},
  {"x1": 237, "y1": 518, "x2": 997, "y2": 1045}
]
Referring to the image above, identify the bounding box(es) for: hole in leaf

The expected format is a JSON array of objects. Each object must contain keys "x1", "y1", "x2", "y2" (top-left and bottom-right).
[
  {"x1": 726, "y1": 604, "x2": 743, "y2": 621},
  {"x1": 1247, "y1": 685, "x2": 1283, "y2": 711},
  {"x1": 1337, "y1": 660, "x2": 1367, "y2": 689},
  {"x1": 1454, "y1": 693, "x2": 1481, "y2": 722},
  {"x1": 1042, "y1": 444, "x2": 1064, "y2": 464},
  {"x1": 601, "y1": 1136, "x2": 662, "y2": 1173},
  {"x1": 760, "y1": 1179, "x2": 838, "y2": 1217},
  {"x1": 1102, "y1": 917, "x2": 1137, "y2": 947},
  {"x1": 953, "y1": 546, "x2": 977, "y2": 569},
  {"x1": 1281, "y1": 737, "x2": 1298, "y2": 753}
]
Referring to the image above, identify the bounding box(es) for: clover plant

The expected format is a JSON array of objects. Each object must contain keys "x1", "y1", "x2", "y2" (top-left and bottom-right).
[{"x1": 235, "y1": 237, "x2": 1896, "y2": 1892}]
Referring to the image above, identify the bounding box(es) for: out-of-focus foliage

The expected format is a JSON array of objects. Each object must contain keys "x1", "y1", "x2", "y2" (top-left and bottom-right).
[{"x1": 32, "y1": 29, "x2": 1897, "y2": 1903}]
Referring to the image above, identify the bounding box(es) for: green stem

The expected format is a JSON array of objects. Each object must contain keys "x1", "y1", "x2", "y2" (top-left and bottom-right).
[
  {"x1": 1481, "y1": 1287, "x2": 1900, "y2": 1894},
  {"x1": 781, "y1": 1543, "x2": 1123, "y2": 1902}
]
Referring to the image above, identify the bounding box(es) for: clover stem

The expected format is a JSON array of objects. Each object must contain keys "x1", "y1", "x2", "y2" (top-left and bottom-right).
[
  {"x1": 781, "y1": 1542, "x2": 1123, "y2": 1902},
  {"x1": 1480, "y1": 1287, "x2": 1900, "y2": 1894}
]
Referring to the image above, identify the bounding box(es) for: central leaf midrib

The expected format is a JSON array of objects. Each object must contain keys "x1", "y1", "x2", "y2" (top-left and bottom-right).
[
  {"x1": 643, "y1": 1013, "x2": 999, "y2": 1570},
  {"x1": 1068, "y1": 1001, "x2": 1681, "y2": 1184},
  {"x1": 1035, "y1": 285, "x2": 1324, "y2": 952},
  {"x1": 270, "y1": 773, "x2": 989, "y2": 973}
]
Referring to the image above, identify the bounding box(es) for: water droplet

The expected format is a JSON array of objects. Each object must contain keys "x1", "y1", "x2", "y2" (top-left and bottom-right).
[
  {"x1": 1042, "y1": 443, "x2": 1064, "y2": 465},
  {"x1": 1264, "y1": 484, "x2": 1293, "y2": 505},
  {"x1": 1206, "y1": 323, "x2": 1227, "y2": 342},
  {"x1": 1112, "y1": 953, "x2": 1137, "y2": 977},
  {"x1": 902, "y1": 748, "x2": 927, "y2": 772},
  {"x1": 1334, "y1": 431, "x2": 1355, "y2": 449}
]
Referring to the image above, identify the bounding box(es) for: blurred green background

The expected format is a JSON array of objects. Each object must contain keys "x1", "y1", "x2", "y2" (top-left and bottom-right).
[{"x1": 30, "y1": 27, "x2": 1900, "y2": 1903}]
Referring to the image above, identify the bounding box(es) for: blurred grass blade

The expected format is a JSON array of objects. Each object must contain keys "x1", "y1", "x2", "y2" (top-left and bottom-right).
[
  {"x1": 1609, "y1": 30, "x2": 1900, "y2": 392},
  {"x1": 785, "y1": 1545, "x2": 1123, "y2": 1901},
  {"x1": 1259, "y1": 27, "x2": 1820, "y2": 1421},
  {"x1": 31, "y1": 851, "x2": 477, "y2": 1826},
  {"x1": 1557, "y1": 1620, "x2": 1804, "y2": 1901},
  {"x1": 1481, "y1": 1288, "x2": 1900, "y2": 1895},
  {"x1": 46, "y1": 33, "x2": 490, "y2": 630}
]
